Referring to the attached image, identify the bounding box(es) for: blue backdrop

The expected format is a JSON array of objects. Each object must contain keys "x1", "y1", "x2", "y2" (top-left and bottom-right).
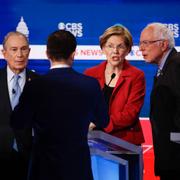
[{"x1": 1, "y1": 0, "x2": 180, "y2": 117}]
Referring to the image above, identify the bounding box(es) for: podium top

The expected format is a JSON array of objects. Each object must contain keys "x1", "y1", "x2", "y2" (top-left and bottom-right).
[
  {"x1": 88, "y1": 130, "x2": 142, "y2": 154},
  {"x1": 170, "y1": 132, "x2": 180, "y2": 144}
]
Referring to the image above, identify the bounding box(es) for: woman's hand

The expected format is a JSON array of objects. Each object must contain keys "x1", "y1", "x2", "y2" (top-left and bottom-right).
[{"x1": 89, "y1": 122, "x2": 96, "y2": 131}]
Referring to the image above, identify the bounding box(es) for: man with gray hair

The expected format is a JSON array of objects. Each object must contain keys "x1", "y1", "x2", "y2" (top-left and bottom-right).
[
  {"x1": 139, "y1": 22, "x2": 180, "y2": 180},
  {"x1": 0, "y1": 31, "x2": 39, "y2": 180}
]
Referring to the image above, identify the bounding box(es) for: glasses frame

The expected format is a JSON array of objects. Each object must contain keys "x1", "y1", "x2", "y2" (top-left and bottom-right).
[
  {"x1": 105, "y1": 43, "x2": 127, "y2": 52},
  {"x1": 139, "y1": 39, "x2": 164, "y2": 47}
]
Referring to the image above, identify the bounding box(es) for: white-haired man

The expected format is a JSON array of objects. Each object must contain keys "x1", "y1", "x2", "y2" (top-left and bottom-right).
[{"x1": 140, "y1": 23, "x2": 180, "y2": 180}]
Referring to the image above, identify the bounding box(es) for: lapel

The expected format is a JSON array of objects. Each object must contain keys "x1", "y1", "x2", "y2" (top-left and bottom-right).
[
  {"x1": 26, "y1": 69, "x2": 33, "y2": 83},
  {"x1": 25, "y1": 68, "x2": 40, "y2": 85},
  {"x1": 152, "y1": 48, "x2": 177, "y2": 89},
  {"x1": 112, "y1": 60, "x2": 130, "y2": 95},
  {"x1": 0, "y1": 67, "x2": 12, "y2": 112},
  {"x1": 0, "y1": 68, "x2": 35, "y2": 112},
  {"x1": 150, "y1": 48, "x2": 177, "y2": 116}
]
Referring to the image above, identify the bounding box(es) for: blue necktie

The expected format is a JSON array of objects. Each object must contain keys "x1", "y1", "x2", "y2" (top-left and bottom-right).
[
  {"x1": 11, "y1": 74, "x2": 21, "y2": 110},
  {"x1": 11, "y1": 74, "x2": 21, "y2": 151}
]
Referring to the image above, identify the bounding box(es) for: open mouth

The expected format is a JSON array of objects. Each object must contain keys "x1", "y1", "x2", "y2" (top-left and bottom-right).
[
  {"x1": 142, "y1": 54, "x2": 147, "y2": 58},
  {"x1": 112, "y1": 56, "x2": 120, "y2": 60}
]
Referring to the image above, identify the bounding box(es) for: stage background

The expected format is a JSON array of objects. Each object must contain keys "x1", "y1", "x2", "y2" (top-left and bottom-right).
[{"x1": 1, "y1": 1, "x2": 180, "y2": 179}]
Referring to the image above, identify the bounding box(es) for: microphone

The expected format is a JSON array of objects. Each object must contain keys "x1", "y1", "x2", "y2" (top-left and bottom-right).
[
  {"x1": 107, "y1": 73, "x2": 116, "y2": 86},
  {"x1": 12, "y1": 88, "x2": 16, "y2": 94}
]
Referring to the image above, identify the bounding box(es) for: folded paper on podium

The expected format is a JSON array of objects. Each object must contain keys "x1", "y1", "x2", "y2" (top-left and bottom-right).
[
  {"x1": 88, "y1": 130, "x2": 143, "y2": 180},
  {"x1": 170, "y1": 132, "x2": 180, "y2": 144}
]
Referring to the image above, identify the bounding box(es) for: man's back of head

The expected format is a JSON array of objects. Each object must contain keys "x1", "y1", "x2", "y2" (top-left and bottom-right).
[{"x1": 46, "y1": 30, "x2": 77, "y2": 64}]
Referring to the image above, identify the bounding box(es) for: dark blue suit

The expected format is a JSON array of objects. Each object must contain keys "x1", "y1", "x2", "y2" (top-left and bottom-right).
[
  {"x1": 11, "y1": 67, "x2": 109, "y2": 180},
  {"x1": 0, "y1": 67, "x2": 39, "y2": 180},
  {"x1": 150, "y1": 48, "x2": 180, "y2": 176}
]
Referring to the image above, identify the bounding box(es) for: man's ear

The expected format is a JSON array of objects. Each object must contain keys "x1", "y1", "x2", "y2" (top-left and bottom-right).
[
  {"x1": 1, "y1": 49, "x2": 5, "y2": 57},
  {"x1": 46, "y1": 50, "x2": 50, "y2": 59},
  {"x1": 162, "y1": 40, "x2": 169, "y2": 51},
  {"x1": 1, "y1": 49, "x2": 8, "y2": 62},
  {"x1": 70, "y1": 51, "x2": 76, "y2": 61}
]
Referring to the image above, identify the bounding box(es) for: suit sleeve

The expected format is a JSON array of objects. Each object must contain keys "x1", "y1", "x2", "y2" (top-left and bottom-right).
[{"x1": 172, "y1": 60, "x2": 180, "y2": 130}]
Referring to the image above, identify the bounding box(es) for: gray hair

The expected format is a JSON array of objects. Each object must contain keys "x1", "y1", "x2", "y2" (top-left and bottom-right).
[
  {"x1": 2, "y1": 31, "x2": 29, "y2": 49},
  {"x1": 145, "y1": 22, "x2": 175, "y2": 48}
]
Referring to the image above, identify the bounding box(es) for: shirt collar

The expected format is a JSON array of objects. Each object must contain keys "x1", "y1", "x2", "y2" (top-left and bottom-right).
[
  {"x1": 50, "y1": 64, "x2": 70, "y2": 69},
  {"x1": 158, "y1": 48, "x2": 172, "y2": 70},
  {"x1": 7, "y1": 66, "x2": 26, "y2": 82}
]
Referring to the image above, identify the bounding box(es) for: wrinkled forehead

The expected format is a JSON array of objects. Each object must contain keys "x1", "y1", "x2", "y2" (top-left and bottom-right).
[{"x1": 4, "y1": 34, "x2": 29, "y2": 49}]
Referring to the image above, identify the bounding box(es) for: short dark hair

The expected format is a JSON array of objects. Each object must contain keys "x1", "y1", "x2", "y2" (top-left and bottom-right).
[{"x1": 47, "y1": 30, "x2": 77, "y2": 60}]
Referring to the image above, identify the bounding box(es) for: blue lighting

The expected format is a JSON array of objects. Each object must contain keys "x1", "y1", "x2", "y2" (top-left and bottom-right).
[{"x1": 91, "y1": 155, "x2": 119, "y2": 180}]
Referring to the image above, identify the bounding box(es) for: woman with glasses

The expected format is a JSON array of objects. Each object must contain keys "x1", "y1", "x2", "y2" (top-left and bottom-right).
[{"x1": 84, "y1": 25, "x2": 145, "y2": 145}]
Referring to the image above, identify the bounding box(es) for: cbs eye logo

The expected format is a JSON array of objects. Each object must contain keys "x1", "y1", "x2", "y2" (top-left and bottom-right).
[{"x1": 58, "y1": 22, "x2": 83, "y2": 37}]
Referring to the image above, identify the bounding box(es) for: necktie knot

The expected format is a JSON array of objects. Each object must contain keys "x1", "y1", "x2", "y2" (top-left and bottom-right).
[
  {"x1": 14, "y1": 74, "x2": 20, "y2": 78},
  {"x1": 13, "y1": 74, "x2": 20, "y2": 83}
]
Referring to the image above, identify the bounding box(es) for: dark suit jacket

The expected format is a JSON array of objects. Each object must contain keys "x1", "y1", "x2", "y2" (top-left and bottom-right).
[
  {"x1": 0, "y1": 67, "x2": 39, "y2": 180},
  {"x1": 11, "y1": 67, "x2": 109, "y2": 180},
  {"x1": 0, "y1": 67, "x2": 39, "y2": 154},
  {"x1": 150, "y1": 48, "x2": 180, "y2": 175}
]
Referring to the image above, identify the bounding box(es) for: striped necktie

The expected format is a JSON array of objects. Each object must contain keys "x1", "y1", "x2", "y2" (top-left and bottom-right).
[
  {"x1": 11, "y1": 74, "x2": 21, "y2": 110},
  {"x1": 11, "y1": 74, "x2": 21, "y2": 151}
]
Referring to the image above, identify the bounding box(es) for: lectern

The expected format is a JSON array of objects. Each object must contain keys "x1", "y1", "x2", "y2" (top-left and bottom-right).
[
  {"x1": 170, "y1": 132, "x2": 180, "y2": 144},
  {"x1": 88, "y1": 131, "x2": 143, "y2": 180}
]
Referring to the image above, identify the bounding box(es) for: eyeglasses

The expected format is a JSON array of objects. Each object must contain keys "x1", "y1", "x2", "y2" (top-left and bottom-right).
[
  {"x1": 105, "y1": 44, "x2": 127, "y2": 51},
  {"x1": 139, "y1": 39, "x2": 164, "y2": 47}
]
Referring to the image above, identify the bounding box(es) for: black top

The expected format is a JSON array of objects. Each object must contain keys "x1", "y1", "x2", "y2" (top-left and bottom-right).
[
  {"x1": 103, "y1": 84, "x2": 114, "y2": 107},
  {"x1": 94, "y1": 84, "x2": 114, "y2": 131}
]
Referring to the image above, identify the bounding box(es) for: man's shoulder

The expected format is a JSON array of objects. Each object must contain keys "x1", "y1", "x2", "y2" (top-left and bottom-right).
[
  {"x1": 25, "y1": 69, "x2": 40, "y2": 86},
  {"x1": 167, "y1": 51, "x2": 180, "y2": 68},
  {"x1": 0, "y1": 67, "x2": 6, "y2": 73},
  {"x1": 173, "y1": 51, "x2": 180, "y2": 61},
  {"x1": 76, "y1": 70, "x2": 99, "y2": 84},
  {"x1": 167, "y1": 48, "x2": 180, "y2": 62},
  {"x1": 71, "y1": 71, "x2": 100, "y2": 91},
  {"x1": 26, "y1": 69, "x2": 39, "y2": 78},
  {"x1": 0, "y1": 67, "x2": 6, "y2": 79}
]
